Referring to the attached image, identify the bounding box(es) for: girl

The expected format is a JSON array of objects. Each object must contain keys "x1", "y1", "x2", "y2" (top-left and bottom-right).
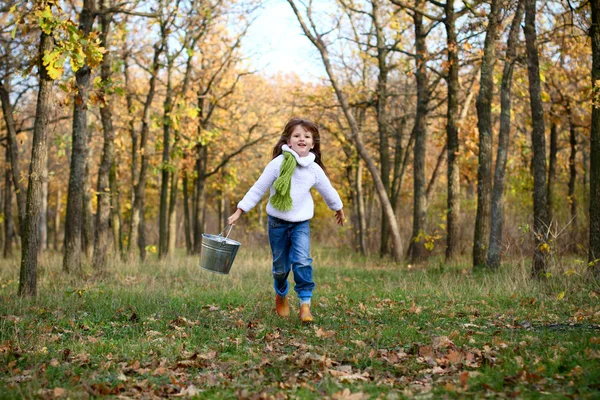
[{"x1": 227, "y1": 117, "x2": 345, "y2": 323}]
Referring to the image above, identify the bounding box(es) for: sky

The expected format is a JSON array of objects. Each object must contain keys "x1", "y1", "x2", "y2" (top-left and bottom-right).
[{"x1": 241, "y1": 0, "x2": 327, "y2": 82}]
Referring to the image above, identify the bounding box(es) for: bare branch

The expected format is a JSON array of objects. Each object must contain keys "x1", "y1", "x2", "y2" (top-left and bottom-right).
[{"x1": 389, "y1": 0, "x2": 444, "y2": 21}]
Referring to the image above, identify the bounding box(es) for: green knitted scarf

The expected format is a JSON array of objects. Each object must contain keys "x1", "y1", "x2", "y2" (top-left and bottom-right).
[{"x1": 271, "y1": 151, "x2": 297, "y2": 211}]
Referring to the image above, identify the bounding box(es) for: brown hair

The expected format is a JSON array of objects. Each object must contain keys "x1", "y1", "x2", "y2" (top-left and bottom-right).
[{"x1": 272, "y1": 117, "x2": 329, "y2": 176}]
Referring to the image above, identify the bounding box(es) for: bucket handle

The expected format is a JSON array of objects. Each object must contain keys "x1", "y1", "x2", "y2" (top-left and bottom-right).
[{"x1": 218, "y1": 224, "x2": 234, "y2": 245}]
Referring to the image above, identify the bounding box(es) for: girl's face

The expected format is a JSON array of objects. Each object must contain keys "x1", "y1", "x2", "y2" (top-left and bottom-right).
[{"x1": 287, "y1": 125, "x2": 314, "y2": 157}]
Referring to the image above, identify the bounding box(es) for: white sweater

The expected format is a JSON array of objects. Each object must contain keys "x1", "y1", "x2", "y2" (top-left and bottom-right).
[{"x1": 237, "y1": 145, "x2": 343, "y2": 222}]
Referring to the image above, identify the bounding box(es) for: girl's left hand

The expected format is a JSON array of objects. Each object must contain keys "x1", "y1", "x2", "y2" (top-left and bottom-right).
[{"x1": 335, "y1": 209, "x2": 345, "y2": 226}]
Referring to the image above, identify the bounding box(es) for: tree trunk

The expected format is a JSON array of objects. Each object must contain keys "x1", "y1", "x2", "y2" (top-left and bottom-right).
[
  {"x1": 0, "y1": 173, "x2": 3, "y2": 254},
  {"x1": 19, "y1": 31, "x2": 54, "y2": 297},
  {"x1": 288, "y1": 0, "x2": 403, "y2": 260},
  {"x1": 139, "y1": 197, "x2": 146, "y2": 260},
  {"x1": 193, "y1": 144, "x2": 207, "y2": 254},
  {"x1": 391, "y1": 116, "x2": 408, "y2": 208},
  {"x1": 63, "y1": 0, "x2": 96, "y2": 273},
  {"x1": 426, "y1": 144, "x2": 446, "y2": 202},
  {"x1": 487, "y1": 0, "x2": 525, "y2": 269},
  {"x1": 159, "y1": 56, "x2": 174, "y2": 259},
  {"x1": 3, "y1": 151, "x2": 13, "y2": 257},
  {"x1": 372, "y1": 0, "x2": 392, "y2": 257},
  {"x1": 182, "y1": 171, "x2": 193, "y2": 254},
  {"x1": 129, "y1": 41, "x2": 163, "y2": 259},
  {"x1": 109, "y1": 161, "x2": 123, "y2": 257},
  {"x1": 566, "y1": 102, "x2": 578, "y2": 250},
  {"x1": 54, "y1": 187, "x2": 61, "y2": 251},
  {"x1": 168, "y1": 169, "x2": 178, "y2": 255},
  {"x1": 589, "y1": 0, "x2": 600, "y2": 275},
  {"x1": 41, "y1": 162, "x2": 48, "y2": 252},
  {"x1": 0, "y1": 81, "x2": 26, "y2": 227},
  {"x1": 356, "y1": 156, "x2": 368, "y2": 256},
  {"x1": 473, "y1": 0, "x2": 502, "y2": 268},
  {"x1": 124, "y1": 53, "x2": 138, "y2": 256},
  {"x1": 83, "y1": 145, "x2": 94, "y2": 259},
  {"x1": 547, "y1": 118, "x2": 558, "y2": 223},
  {"x1": 445, "y1": 0, "x2": 461, "y2": 262},
  {"x1": 410, "y1": 5, "x2": 429, "y2": 263},
  {"x1": 93, "y1": 7, "x2": 116, "y2": 269},
  {"x1": 524, "y1": 0, "x2": 549, "y2": 278}
]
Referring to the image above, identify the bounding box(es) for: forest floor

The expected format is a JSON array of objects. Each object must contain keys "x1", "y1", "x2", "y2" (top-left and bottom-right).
[{"x1": 0, "y1": 247, "x2": 599, "y2": 399}]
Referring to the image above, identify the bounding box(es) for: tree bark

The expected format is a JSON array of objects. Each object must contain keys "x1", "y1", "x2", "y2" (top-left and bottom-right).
[
  {"x1": 356, "y1": 158, "x2": 367, "y2": 255},
  {"x1": 168, "y1": 168, "x2": 178, "y2": 255},
  {"x1": 547, "y1": 118, "x2": 558, "y2": 223},
  {"x1": 487, "y1": 0, "x2": 525, "y2": 269},
  {"x1": 109, "y1": 161, "x2": 123, "y2": 257},
  {"x1": 93, "y1": 6, "x2": 116, "y2": 269},
  {"x1": 83, "y1": 145, "x2": 94, "y2": 259},
  {"x1": 288, "y1": 0, "x2": 403, "y2": 261},
  {"x1": 473, "y1": 0, "x2": 502, "y2": 268},
  {"x1": 445, "y1": 0, "x2": 461, "y2": 262},
  {"x1": 410, "y1": 3, "x2": 430, "y2": 263},
  {"x1": 3, "y1": 148, "x2": 13, "y2": 257},
  {"x1": 589, "y1": 0, "x2": 600, "y2": 275},
  {"x1": 63, "y1": 0, "x2": 96, "y2": 273},
  {"x1": 123, "y1": 52, "x2": 138, "y2": 255},
  {"x1": 41, "y1": 163, "x2": 48, "y2": 251},
  {"x1": 524, "y1": 0, "x2": 549, "y2": 278},
  {"x1": 566, "y1": 102, "x2": 578, "y2": 249},
  {"x1": 0, "y1": 81, "x2": 26, "y2": 228},
  {"x1": 19, "y1": 31, "x2": 54, "y2": 297},
  {"x1": 0, "y1": 170, "x2": 3, "y2": 254},
  {"x1": 182, "y1": 170, "x2": 193, "y2": 254},
  {"x1": 192, "y1": 143, "x2": 207, "y2": 254},
  {"x1": 54, "y1": 187, "x2": 61, "y2": 251},
  {"x1": 159, "y1": 54, "x2": 174, "y2": 258},
  {"x1": 372, "y1": 0, "x2": 392, "y2": 257}
]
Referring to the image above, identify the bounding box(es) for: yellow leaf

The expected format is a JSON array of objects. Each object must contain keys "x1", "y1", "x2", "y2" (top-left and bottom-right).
[{"x1": 556, "y1": 291, "x2": 565, "y2": 300}]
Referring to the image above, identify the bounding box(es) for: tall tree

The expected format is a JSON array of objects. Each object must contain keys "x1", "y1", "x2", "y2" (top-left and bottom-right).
[
  {"x1": 473, "y1": 0, "x2": 502, "y2": 267},
  {"x1": 444, "y1": 0, "x2": 461, "y2": 261},
  {"x1": 371, "y1": 0, "x2": 392, "y2": 257},
  {"x1": 158, "y1": 43, "x2": 175, "y2": 259},
  {"x1": 524, "y1": 0, "x2": 549, "y2": 277},
  {"x1": 590, "y1": 0, "x2": 600, "y2": 275},
  {"x1": 408, "y1": 0, "x2": 430, "y2": 263},
  {"x1": 92, "y1": 0, "x2": 116, "y2": 269},
  {"x1": 487, "y1": 0, "x2": 525, "y2": 269},
  {"x1": 19, "y1": 30, "x2": 54, "y2": 296},
  {"x1": 63, "y1": 0, "x2": 97, "y2": 273}
]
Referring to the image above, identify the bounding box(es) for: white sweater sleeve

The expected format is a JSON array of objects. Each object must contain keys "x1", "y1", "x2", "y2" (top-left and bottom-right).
[
  {"x1": 237, "y1": 157, "x2": 281, "y2": 213},
  {"x1": 313, "y1": 165, "x2": 343, "y2": 211}
]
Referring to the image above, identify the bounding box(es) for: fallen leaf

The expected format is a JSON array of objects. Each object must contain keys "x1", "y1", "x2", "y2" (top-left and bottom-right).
[
  {"x1": 315, "y1": 327, "x2": 336, "y2": 338},
  {"x1": 177, "y1": 384, "x2": 202, "y2": 396},
  {"x1": 459, "y1": 371, "x2": 469, "y2": 387}
]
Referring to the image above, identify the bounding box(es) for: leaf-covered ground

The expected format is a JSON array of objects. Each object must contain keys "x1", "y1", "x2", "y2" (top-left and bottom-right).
[{"x1": 1, "y1": 248, "x2": 599, "y2": 399}]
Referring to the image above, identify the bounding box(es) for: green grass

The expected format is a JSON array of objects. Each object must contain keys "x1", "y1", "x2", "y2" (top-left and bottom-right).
[{"x1": 1, "y1": 247, "x2": 599, "y2": 399}]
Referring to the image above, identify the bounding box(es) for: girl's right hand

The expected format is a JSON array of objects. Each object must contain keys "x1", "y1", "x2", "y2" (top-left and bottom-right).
[{"x1": 227, "y1": 208, "x2": 243, "y2": 225}]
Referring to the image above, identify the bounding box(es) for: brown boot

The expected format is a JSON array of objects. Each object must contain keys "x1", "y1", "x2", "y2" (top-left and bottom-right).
[
  {"x1": 275, "y1": 295, "x2": 290, "y2": 317},
  {"x1": 299, "y1": 303, "x2": 313, "y2": 323}
]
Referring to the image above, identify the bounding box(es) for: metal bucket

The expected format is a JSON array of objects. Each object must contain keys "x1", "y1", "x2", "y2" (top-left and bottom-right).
[{"x1": 200, "y1": 225, "x2": 241, "y2": 274}]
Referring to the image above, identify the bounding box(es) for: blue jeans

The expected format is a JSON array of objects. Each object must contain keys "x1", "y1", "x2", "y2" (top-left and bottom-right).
[{"x1": 268, "y1": 216, "x2": 314, "y2": 299}]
